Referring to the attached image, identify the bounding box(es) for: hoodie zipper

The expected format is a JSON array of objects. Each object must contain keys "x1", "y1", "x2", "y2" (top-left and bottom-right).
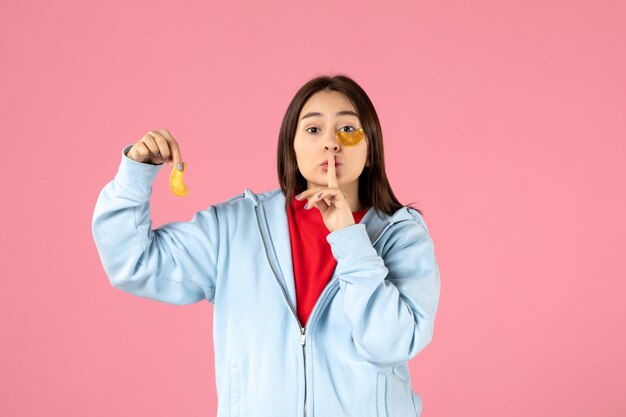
[
  {"x1": 253, "y1": 203, "x2": 341, "y2": 417},
  {"x1": 301, "y1": 326, "x2": 307, "y2": 417},
  {"x1": 254, "y1": 205, "x2": 309, "y2": 416},
  {"x1": 299, "y1": 276, "x2": 340, "y2": 417}
]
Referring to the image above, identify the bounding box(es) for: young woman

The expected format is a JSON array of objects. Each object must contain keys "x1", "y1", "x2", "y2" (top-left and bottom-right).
[{"x1": 92, "y1": 74, "x2": 441, "y2": 417}]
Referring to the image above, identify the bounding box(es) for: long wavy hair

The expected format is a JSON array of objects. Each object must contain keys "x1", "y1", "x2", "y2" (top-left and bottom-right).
[{"x1": 277, "y1": 73, "x2": 422, "y2": 217}]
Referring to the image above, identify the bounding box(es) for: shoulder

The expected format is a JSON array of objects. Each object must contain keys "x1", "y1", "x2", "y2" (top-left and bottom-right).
[
  {"x1": 376, "y1": 206, "x2": 434, "y2": 253},
  {"x1": 400, "y1": 206, "x2": 431, "y2": 234},
  {"x1": 213, "y1": 187, "x2": 282, "y2": 210},
  {"x1": 205, "y1": 188, "x2": 282, "y2": 232},
  {"x1": 374, "y1": 205, "x2": 431, "y2": 233}
]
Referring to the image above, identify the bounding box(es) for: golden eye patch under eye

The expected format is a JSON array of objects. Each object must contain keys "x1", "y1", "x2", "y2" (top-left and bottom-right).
[
  {"x1": 169, "y1": 163, "x2": 189, "y2": 197},
  {"x1": 336, "y1": 128, "x2": 365, "y2": 146}
]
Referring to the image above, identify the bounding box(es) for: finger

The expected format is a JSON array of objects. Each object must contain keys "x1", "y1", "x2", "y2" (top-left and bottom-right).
[
  {"x1": 295, "y1": 187, "x2": 325, "y2": 201},
  {"x1": 158, "y1": 129, "x2": 183, "y2": 169},
  {"x1": 167, "y1": 137, "x2": 183, "y2": 170},
  {"x1": 312, "y1": 197, "x2": 330, "y2": 212},
  {"x1": 142, "y1": 132, "x2": 161, "y2": 156},
  {"x1": 307, "y1": 188, "x2": 345, "y2": 210},
  {"x1": 327, "y1": 154, "x2": 338, "y2": 189},
  {"x1": 158, "y1": 128, "x2": 176, "y2": 142},
  {"x1": 150, "y1": 132, "x2": 171, "y2": 161},
  {"x1": 303, "y1": 189, "x2": 326, "y2": 209},
  {"x1": 130, "y1": 142, "x2": 151, "y2": 162}
]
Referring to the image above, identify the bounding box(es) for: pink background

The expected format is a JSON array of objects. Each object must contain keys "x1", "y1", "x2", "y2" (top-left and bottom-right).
[{"x1": 1, "y1": 0, "x2": 625, "y2": 416}]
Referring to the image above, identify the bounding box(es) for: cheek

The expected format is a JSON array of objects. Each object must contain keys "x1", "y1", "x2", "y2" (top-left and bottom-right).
[
  {"x1": 293, "y1": 136, "x2": 303, "y2": 157},
  {"x1": 353, "y1": 142, "x2": 368, "y2": 164},
  {"x1": 293, "y1": 138, "x2": 315, "y2": 165},
  {"x1": 293, "y1": 146, "x2": 310, "y2": 173}
]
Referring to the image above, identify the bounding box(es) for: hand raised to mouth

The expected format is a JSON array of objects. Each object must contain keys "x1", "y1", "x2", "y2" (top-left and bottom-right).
[{"x1": 295, "y1": 154, "x2": 355, "y2": 233}]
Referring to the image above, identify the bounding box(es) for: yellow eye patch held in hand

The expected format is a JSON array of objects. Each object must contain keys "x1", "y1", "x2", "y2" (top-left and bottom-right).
[
  {"x1": 336, "y1": 128, "x2": 365, "y2": 146},
  {"x1": 169, "y1": 163, "x2": 188, "y2": 197}
]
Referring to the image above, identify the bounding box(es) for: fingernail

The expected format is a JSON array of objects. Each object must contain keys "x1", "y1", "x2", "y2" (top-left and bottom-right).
[
  {"x1": 155, "y1": 151, "x2": 160, "y2": 157},
  {"x1": 304, "y1": 203, "x2": 309, "y2": 209},
  {"x1": 333, "y1": 154, "x2": 336, "y2": 161},
  {"x1": 317, "y1": 192, "x2": 323, "y2": 198},
  {"x1": 177, "y1": 162, "x2": 183, "y2": 171},
  {"x1": 295, "y1": 193, "x2": 302, "y2": 199}
]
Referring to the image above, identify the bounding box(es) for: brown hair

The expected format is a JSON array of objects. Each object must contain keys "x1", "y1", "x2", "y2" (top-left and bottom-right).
[{"x1": 277, "y1": 73, "x2": 423, "y2": 217}]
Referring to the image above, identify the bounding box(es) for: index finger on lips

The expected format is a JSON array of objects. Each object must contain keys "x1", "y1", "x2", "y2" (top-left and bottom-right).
[{"x1": 327, "y1": 154, "x2": 338, "y2": 189}]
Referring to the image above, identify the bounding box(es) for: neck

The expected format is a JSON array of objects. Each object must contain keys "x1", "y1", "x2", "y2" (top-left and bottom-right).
[{"x1": 344, "y1": 185, "x2": 363, "y2": 212}]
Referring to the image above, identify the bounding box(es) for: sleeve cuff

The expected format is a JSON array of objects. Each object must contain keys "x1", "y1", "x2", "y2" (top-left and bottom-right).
[
  {"x1": 326, "y1": 223, "x2": 379, "y2": 264},
  {"x1": 113, "y1": 144, "x2": 164, "y2": 199}
]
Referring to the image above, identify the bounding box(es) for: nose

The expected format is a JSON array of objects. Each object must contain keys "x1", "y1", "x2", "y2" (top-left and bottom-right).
[{"x1": 323, "y1": 130, "x2": 340, "y2": 152}]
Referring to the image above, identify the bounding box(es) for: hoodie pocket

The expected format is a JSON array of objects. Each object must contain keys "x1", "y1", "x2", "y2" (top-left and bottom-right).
[
  {"x1": 229, "y1": 365, "x2": 241, "y2": 417},
  {"x1": 376, "y1": 372, "x2": 388, "y2": 417}
]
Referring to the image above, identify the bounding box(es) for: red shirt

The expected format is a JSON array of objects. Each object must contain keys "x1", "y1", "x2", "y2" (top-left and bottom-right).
[{"x1": 287, "y1": 195, "x2": 369, "y2": 327}]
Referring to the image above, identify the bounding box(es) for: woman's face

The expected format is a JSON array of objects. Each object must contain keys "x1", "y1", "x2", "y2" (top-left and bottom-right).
[{"x1": 293, "y1": 90, "x2": 369, "y2": 191}]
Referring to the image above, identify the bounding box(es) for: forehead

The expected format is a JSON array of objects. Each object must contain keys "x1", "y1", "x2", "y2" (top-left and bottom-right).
[{"x1": 299, "y1": 90, "x2": 357, "y2": 117}]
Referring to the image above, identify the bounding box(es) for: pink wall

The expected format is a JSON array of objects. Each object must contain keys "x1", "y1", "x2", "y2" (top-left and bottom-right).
[{"x1": 1, "y1": 0, "x2": 625, "y2": 416}]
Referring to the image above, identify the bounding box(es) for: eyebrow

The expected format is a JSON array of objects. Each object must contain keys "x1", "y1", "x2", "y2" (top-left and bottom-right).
[{"x1": 300, "y1": 110, "x2": 359, "y2": 120}]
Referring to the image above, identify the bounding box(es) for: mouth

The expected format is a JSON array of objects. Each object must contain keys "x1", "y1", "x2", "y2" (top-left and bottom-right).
[{"x1": 320, "y1": 161, "x2": 342, "y2": 167}]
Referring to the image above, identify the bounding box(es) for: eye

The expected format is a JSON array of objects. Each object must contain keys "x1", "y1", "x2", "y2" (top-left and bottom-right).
[
  {"x1": 306, "y1": 127, "x2": 320, "y2": 134},
  {"x1": 339, "y1": 126, "x2": 356, "y2": 133}
]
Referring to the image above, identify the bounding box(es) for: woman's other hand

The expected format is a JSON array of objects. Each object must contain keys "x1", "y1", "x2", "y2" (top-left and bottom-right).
[{"x1": 127, "y1": 128, "x2": 183, "y2": 171}]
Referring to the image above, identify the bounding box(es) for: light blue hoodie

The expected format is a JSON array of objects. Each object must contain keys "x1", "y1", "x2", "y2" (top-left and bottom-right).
[{"x1": 91, "y1": 145, "x2": 441, "y2": 417}]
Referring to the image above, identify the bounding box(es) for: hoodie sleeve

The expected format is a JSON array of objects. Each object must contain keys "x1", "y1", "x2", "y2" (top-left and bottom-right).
[
  {"x1": 91, "y1": 144, "x2": 219, "y2": 305},
  {"x1": 326, "y1": 212, "x2": 441, "y2": 368}
]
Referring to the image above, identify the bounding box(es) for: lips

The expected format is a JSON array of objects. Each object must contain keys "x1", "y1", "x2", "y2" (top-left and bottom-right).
[{"x1": 320, "y1": 160, "x2": 342, "y2": 166}]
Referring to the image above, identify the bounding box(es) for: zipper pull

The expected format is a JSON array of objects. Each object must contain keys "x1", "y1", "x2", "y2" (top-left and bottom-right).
[{"x1": 300, "y1": 327, "x2": 306, "y2": 345}]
